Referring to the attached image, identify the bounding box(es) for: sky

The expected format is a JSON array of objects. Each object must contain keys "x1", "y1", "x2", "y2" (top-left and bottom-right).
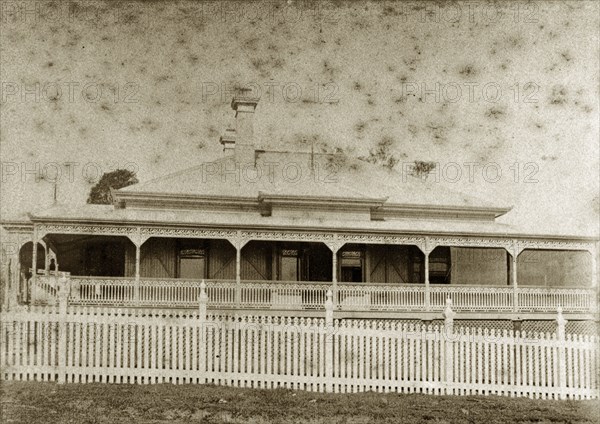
[{"x1": 0, "y1": 0, "x2": 598, "y2": 237}]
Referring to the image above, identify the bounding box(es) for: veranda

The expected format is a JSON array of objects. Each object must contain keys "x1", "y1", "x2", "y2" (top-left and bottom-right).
[{"x1": 8, "y1": 223, "x2": 596, "y2": 321}]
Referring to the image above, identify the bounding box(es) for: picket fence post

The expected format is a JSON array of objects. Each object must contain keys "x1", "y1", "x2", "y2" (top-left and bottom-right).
[
  {"x1": 199, "y1": 280, "x2": 208, "y2": 320},
  {"x1": 57, "y1": 275, "x2": 70, "y2": 384},
  {"x1": 198, "y1": 280, "x2": 208, "y2": 382},
  {"x1": 324, "y1": 289, "x2": 334, "y2": 392},
  {"x1": 556, "y1": 306, "x2": 568, "y2": 400},
  {"x1": 443, "y1": 297, "x2": 456, "y2": 394}
]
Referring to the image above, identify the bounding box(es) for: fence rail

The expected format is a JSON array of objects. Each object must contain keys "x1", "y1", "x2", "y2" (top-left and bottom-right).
[
  {"x1": 2, "y1": 286, "x2": 598, "y2": 399},
  {"x1": 430, "y1": 286, "x2": 514, "y2": 311},
  {"x1": 30, "y1": 275, "x2": 598, "y2": 314},
  {"x1": 518, "y1": 288, "x2": 597, "y2": 313},
  {"x1": 337, "y1": 283, "x2": 425, "y2": 311}
]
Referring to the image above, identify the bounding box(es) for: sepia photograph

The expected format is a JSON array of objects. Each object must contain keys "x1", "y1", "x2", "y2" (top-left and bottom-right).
[{"x1": 0, "y1": 1, "x2": 598, "y2": 423}]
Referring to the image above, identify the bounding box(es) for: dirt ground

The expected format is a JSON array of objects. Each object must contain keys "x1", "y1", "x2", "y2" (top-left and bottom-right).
[{"x1": 1, "y1": 381, "x2": 598, "y2": 424}]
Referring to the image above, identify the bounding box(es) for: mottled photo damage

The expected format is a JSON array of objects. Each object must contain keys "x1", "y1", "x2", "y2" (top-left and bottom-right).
[{"x1": 0, "y1": 1, "x2": 598, "y2": 423}]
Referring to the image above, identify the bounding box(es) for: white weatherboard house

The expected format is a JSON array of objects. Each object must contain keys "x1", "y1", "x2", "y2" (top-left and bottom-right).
[{"x1": 2, "y1": 96, "x2": 598, "y2": 332}]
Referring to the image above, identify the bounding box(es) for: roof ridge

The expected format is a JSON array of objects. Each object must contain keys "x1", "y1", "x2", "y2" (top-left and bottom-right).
[
  {"x1": 258, "y1": 149, "x2": 341, "y2": 156},
  {"x1": 120, "y1": 154, "x2": 233, "y2": 191}
]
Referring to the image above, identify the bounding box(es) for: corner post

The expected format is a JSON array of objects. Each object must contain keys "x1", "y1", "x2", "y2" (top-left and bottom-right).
[
  {"x1": 3, "y1": 256, "x2": 11, "y2": 311},
  {"x1": 443, "y1": 297, "x2": 456, "y2": 395},
  {"x1": 6, "y1": 246, "x2": 20, "y2": 311},
  {"x1": 556, "y1": 306, "x2": 568, "y2": 400},
  {"x1": 590, "y1": 246, "x2": 598, "y2": 313},
  {"x1": 134, "y1": 243, "x2": 141, "y2": 306},
  {"x1": 423, "y1": 238, "x2": 432, "y2": 312},
  {"x1": 30, "y1": 227, "x2": 38, "y2": 304},
  {"x1": 230, "y1": 234, "x2": 248, "y2": 309},
  {"x1": 424, "y1": 252, "x2": 430, "y2": 311},
  {"x1": 332, "y1": 250, "x2": 338, "y2": 304},
  {"x1": 131, "y1": 228, "x2": 144, "y2": 306},
  {"x1": 44, "y1": 243, "x2": 50, "y2": 274},
  {"x1": 324, "y1": 289, "x2": 334, "y2": 392},
  {"x1": 199, "y1": 280, "x2": 208, "y2": 320},
  {"x1": 57, "y1": 274, "x2": 70, "y2": 384},
  {"x1": 198, "y1": 280, "x2": 208, "y2": 381},
  {"x1": 235, "y1": 246, "x2": 241, "y2": 308},
  {"x1": 511, "y1": 241, "x2": 519, "y2": 313},
  {"x1": 591, "y1": 247, "x2": 598, "y2": 287},
  {"x1": 326, "y1": 239, "x2": 341, "y2": 310}
]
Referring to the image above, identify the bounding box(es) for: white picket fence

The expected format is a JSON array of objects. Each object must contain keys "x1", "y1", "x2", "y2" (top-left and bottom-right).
[{"x1": 1, "y1": 284, "x2": 598, "y2": 399}]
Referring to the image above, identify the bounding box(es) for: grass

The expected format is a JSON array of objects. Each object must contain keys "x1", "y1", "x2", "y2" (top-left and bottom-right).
[{"x1": 1, "y1": 382, "x2": 598, "y2": 424}]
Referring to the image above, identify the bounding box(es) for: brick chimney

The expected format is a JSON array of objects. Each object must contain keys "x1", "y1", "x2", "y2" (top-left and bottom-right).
[{"x1": 231, "y1": 94, "x2": 259, "y2": 164}]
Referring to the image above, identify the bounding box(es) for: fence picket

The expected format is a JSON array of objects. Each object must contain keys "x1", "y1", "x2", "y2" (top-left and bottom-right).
[
  {"x1": 585, "y1": 336, "x2": 591, "y2": 397},
  {"x1": 290, "y1": 321, "x2": 294, "y2": 384},
  {"x1": 402, "y1": 326, "x2": 407, "y2": 388},
  {"x1": 567, "y1": 334, "x2": 574, "y2": 395},
  {"x1": 0, "y1": 299, "x2": 597, "y2": 399}
]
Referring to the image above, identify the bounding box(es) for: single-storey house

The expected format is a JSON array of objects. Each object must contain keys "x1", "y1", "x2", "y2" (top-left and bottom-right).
[{"x1": 2, "y1": 95, "x2": 597, "y2": 332}]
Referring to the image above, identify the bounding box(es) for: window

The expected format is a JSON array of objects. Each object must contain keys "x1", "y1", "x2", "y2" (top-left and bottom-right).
[
  {"x1": 178, "y1": 247, "x2": 206, "y2": 279},
  {"x1": 429, "y1": 246, "x2": 451, "y2": 284},
  {"x1": 280, "y1": 249, "x2": 299, "y2": 281},
  {"x1": 340, "y1": 250, "x2": 364, "y2": 282}
]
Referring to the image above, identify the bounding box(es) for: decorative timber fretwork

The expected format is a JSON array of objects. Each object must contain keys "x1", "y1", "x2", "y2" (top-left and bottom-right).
[
  {"x1": 336, "y1": 234, "x2": 426, "y2": 251},
  {"x1": 31, "y1": 223, "x2": 596, "y2": 255},
  {"x1": 231, "y1": 231, "x2": 250, "y2": 250},
  {"x1": 37, "y1": 224, "x2": 138, "y2": 239},
  {"x1": 240, "y1": 230, "x2": 336, "y2": 244},
  {"x1": 139, "y1": 227, "x2": 239, "y2": 246},
  {"x1": 515, "y1": 239, "x2": 596, "y2": 254},
  {"x1": 2, "y1": 231, "x2": 34, "y2": 253},
  {"x1": 323, "y1": 234, "x2": 343, "y2": 253},
  {"x1": 510, "y1": 240, "x2": 522, "y2": 258},
  {"x1": 426, "y1": 237, "x2": 595, "y2": 256},
  {"x1": 428, "y1": 236, "x2": 513, "y2": 252}
]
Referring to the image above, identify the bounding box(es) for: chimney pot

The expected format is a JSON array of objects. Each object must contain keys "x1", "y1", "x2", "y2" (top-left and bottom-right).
[
  {"x1": 231, "y1": 94, "x2": 260, "y2": 112},
  {"x1": 219, "y1": 128, "x2": 236, "y2": 152}
]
